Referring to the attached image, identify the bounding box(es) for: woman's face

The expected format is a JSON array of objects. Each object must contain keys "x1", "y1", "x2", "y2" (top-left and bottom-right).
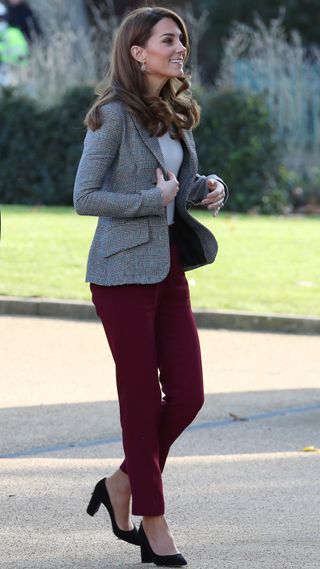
[{"x1": 138, "y1": 17, "x2": 187, "y2": 80}]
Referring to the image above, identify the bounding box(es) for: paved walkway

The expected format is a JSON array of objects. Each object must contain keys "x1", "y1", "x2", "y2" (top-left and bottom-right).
[{"x1": 1, "y1": 315, "x2": 320, "y2": 568}]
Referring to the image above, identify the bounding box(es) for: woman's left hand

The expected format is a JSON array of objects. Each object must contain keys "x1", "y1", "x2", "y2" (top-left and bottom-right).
[{"x1": 201, "y1": 178, "x2": 225, "y2": 216}]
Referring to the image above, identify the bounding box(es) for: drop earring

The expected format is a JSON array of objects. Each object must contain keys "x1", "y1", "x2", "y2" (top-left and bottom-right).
[{"x1": 140, "y1": 60, "x2": 147, "y2": 73}]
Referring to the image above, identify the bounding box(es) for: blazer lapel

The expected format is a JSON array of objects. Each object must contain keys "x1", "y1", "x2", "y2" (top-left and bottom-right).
[
  {"x1": 129, "y1": 112, "x2": 168, "y2": 174},
  {"x1": 128, "y1": 112, "x2": 197, "y2": 194},
  {"x1": 180, "y1": 129, "x2": 197, "y2": 174}
]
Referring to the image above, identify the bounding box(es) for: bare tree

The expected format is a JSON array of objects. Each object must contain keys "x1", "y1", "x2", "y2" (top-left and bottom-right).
[
  {"x1": 12, "y1": 0, "x2": 115, "y2": 106},
  {"x1": 28, "y1": 0, "x2": 90, "y2": 33},
  {"x1": 182, "y1": 2, "x2": 209, "y2": 84}
]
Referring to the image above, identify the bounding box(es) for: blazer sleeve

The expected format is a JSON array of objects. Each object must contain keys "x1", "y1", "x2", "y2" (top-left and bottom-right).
[
  {"x1": 187, "y1": 174, "x2": 229, "y2": 207},
  {"x1": 185, "y1": 131, "x2": 229, "y2": 207},
  {"x1": 73, "y1": 105, "x2": 164, "y2": 218}
]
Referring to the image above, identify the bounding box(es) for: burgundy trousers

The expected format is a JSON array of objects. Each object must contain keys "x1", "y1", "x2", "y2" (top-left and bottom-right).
[{"x1": 90, "y1": 240, "x2": 204, "y2": 516}]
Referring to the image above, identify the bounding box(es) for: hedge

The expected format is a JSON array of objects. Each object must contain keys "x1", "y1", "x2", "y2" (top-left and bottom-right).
[
  {"x1": 0, "y1": 86, "x2": 94, "y2": 205},
  {"x1": 0, "y1": 85, "x2": 288, "y2": 212},
  {"x1": 194, "y1": 88, "x2": 288, "y2": 213}
]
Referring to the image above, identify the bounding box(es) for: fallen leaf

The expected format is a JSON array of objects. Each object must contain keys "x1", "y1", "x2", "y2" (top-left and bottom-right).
[
  {"x1": 229, "y1": 412, "x2": 248, "y2": 422},
  {"x1": 300, "y1": 446, "x2": 320, "y2": 453}
]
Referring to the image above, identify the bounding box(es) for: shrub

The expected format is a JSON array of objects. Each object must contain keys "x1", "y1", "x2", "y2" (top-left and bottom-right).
[
  {"x1": 0, "y1": 89, "x2": 40, "y2": 204},
  {"x1": 0, "y1": 86, "x2": 94, "y2": 205},
  {"x1": 194, "y1": 88, "x2": 288, "y2": 213},
  {"x1": 0, "y1": 86, "x2": 289, "y2": 212}
]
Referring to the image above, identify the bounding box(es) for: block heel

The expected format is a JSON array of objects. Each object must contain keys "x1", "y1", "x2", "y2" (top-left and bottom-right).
[
  {"x1": 86, "y1": 478, "x2": 140, "y2": 546},
  {"x1": 86, "y1": 491, "x2": 102, "y2": 516}
]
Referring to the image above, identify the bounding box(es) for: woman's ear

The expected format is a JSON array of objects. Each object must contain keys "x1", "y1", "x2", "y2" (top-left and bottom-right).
[{"x1": 130, "y1": 45, "x2": 145, "y2": 63}]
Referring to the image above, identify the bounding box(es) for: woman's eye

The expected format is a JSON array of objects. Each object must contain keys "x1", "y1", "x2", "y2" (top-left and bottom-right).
[{"x1": 162, "y1": 36, "x2": 185, "y2": 46}]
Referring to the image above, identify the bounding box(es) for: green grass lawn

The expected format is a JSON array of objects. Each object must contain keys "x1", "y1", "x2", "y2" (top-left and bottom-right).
[{"x1": 1, "y1": 205, "x2": 319, "y2": 316}]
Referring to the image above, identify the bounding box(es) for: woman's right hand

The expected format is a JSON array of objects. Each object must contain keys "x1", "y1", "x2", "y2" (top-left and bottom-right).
[{"x1": 156, "y1": 168, "x2": 180, "y2": 206}]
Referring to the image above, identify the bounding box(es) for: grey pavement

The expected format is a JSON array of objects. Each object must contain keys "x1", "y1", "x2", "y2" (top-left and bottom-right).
[{"x1": 1, "y1": 315, "x2": 320, "y2": 568}]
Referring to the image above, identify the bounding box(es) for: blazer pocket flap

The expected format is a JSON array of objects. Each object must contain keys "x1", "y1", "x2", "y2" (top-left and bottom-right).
[{"x1": 104, "y1": 219, "x2": 150, "y2": 258}]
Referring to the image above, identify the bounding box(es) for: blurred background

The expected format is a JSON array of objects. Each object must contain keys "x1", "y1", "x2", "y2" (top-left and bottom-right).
[
  {"x1": 1, "y1": 0, "x2": 320, "y2": 213},
  {"x1": 0, "y1": 1, "x2": 319, "y2": 314}
]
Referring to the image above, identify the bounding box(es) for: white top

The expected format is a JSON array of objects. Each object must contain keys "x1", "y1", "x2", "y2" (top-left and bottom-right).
[{"x1": 157, "y1": 131, "x2": 184, "y2": 225}]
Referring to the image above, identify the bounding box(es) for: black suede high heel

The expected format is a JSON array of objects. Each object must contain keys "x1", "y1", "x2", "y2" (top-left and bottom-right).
[
  {"x1": 138, "y1": 522, "x2": 187, "y2": 566},
  {"x1": 87, "y1": 477, "x2": 140, "y2": 546}
]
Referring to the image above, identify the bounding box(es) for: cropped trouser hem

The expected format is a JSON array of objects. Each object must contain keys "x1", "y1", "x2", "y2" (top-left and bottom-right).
[{"x1": 90, "y1": 242, "x2": 204, "y2": 516}]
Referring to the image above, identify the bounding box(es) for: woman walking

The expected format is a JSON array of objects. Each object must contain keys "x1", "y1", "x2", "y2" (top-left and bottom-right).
[{"x1": 74, "y1": 6, "x2": 228, "y2": 566}]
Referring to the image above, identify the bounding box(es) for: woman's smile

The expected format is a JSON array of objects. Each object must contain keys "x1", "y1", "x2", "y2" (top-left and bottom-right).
[{"x1": 131, "y1": 17, "x2": 187, "y2": 95}]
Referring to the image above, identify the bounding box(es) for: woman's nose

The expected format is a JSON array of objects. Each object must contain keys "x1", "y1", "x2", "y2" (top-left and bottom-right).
[{"x1": 176, "y1": 42, "x2": 187, "y2": 55}]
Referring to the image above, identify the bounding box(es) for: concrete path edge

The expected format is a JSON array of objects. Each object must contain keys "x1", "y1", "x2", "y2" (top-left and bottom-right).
[{"x1": 0, "y1": 296, "x2": 319, "y2": 335}]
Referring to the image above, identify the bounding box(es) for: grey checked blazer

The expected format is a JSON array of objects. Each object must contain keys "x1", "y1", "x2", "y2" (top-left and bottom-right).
[{"x1": 73, "y1": 101, "x2": 228, "y2": 286}]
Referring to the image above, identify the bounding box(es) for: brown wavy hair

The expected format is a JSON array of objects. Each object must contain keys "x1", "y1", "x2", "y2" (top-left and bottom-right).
[{"x1": 85, "y1": 6, "x2": 200, "y2": 138}]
